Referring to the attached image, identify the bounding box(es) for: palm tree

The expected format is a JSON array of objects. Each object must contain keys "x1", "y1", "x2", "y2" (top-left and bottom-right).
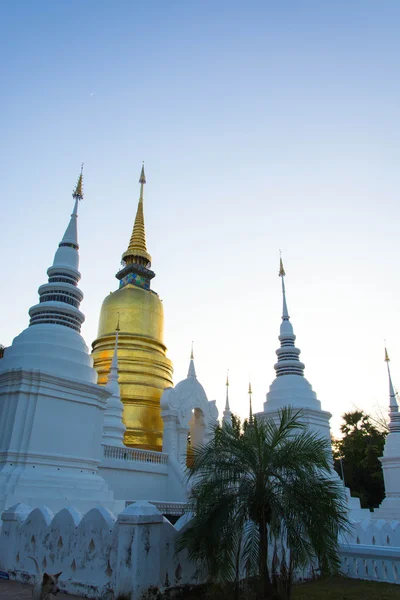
[{"x1": 177, "y1": 408, "x2": 350, "y2": 600}]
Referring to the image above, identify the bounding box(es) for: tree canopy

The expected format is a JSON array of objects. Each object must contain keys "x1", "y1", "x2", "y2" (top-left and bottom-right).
[{"x1": 332, "y1": 410, "x2": 387, "y2": 509}]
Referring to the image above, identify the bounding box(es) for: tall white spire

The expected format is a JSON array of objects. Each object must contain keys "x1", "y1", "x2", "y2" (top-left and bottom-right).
[
  {"x1": 188, "y1": 341, "x2": 197, "y2": 378},
  {"x1": 279, "y1": 256, "x2": 289, "y2": 320},
  {"x1": 28, "y1": 168, "x2": 85, "y2": 332},
  {"x1": 274, "y1": 256, "x2": 305, "y2": 377},
  {"x1": 103, "y1": 318, "x2": 126, "y2": 447},
  {"x1": 385, "y1": 348, "x2": 400, "y2": 433},
  {"x1": 222, "y1": 370, "x2": 232, "y2": 425}
]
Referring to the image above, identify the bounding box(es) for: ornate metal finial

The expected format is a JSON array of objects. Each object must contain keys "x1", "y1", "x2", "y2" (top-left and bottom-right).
[
  {"x1": 279, "y1": 251, "x2": 285, "y2": 277},
  {"x1": 190, "y1": 341, "x2": 194, "y2": 360},
  {"x1": 385, "y1": 347, "x2": 390, "y2": 362},
  {"x1": 139, "y1": 163, "x2": 146, "y2": 202},
  {"x1": 139, "y1": 162, "x2": 146, "y2": 185},
  {"x1": 73, "y1": 163, "x2": 84, "y2": 200},
  {"x1": 248, "y1": 381, "x2": 252, "y2": 395},
  {"x1": 116, "y1": 313, "x2": 120, "y2": 332},
  {"x1": 226, "y1": 369, "x2": 229, "y2": 387}
]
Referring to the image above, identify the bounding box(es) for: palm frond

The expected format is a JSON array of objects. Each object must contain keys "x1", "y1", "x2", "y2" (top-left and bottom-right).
[{"x1": 177, "y1": 409, "x2": 350, "y2": 592}]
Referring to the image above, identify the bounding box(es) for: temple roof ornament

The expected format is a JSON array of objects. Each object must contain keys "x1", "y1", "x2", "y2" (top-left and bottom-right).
[
  {"x1": 28, "y1": 168, "x2": 85, "y2": 332},
  {"x1": 274, "y1": 256, "x2": 305, "y2": 378},
  {"x1": 385, "y1": 347, "x2": 400, "y2": 433},
  {"x1": 222, "y1": 370, "x2": 231, "y2": 424},
  {"x1": 248, "y1": 381, "x2": 254, "y2": 426},
  {"x1": 188, "y1": 343, "x2": 197, "y2": 378},
  {"x1": 72, "y1": 163, "x2": 84, "y2": 200},
  {"x1": 122, "y1": 163, "x2": 152, "y2": 267}
]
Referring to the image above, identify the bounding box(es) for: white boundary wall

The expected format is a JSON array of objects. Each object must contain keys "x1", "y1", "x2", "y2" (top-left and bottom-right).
[
  {"x1": 0, "y1": 502, "x2": 198, "y2": 599},
  {"x1": 2, "y1": 506, "x2": 400, "y2": 597},
  {"x1": 339, "y1": 519, "x2": 400, "y2": 585}
]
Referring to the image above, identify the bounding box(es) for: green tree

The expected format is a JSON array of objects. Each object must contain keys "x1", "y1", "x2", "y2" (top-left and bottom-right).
[
  {"x1": 333, "y1": 410, "x2": 387, "y2": 509},
  {"x1": 177, "y1": 409, "x2": 349, "y2": 600}
]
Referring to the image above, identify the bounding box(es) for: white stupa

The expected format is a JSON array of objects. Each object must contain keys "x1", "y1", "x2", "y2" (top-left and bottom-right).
[
  {"x1": 258, "y1": 257, "x2": 332, "y2": 443},
  {"x1": 0, "y1": 168, "x2": 116, "y2": 513},
  {"x1": 256, "y1": 257, "x2": 367, "y2": 520}
]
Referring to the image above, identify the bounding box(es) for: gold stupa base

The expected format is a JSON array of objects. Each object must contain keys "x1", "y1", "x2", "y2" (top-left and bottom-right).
[{"x1": 92, "y1": 332, "x2": 173, "y2": 452}]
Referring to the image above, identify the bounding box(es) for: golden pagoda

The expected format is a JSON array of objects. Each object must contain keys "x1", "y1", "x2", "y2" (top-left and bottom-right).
[{"x1": 92, "y1": 165, "x2": 173, "y2": 451}]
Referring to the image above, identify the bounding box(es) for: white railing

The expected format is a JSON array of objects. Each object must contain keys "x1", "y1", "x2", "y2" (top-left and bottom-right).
[
  {"x1": 103, "y1": 444, "x2": 168, "y2": 465},
  {"x1": 125, "y1": 500, "x2": 187, "y2": 515},
  {"x1": 340, "y1": 543, "x2": 400, "y2": 584}
]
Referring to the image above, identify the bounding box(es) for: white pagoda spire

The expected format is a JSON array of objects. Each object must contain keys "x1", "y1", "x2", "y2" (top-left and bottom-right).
[
  {"x1": 274, "y1": 257, "x2": 305, "y2": 377},
  {"x1": 375, "y1": 348, "x2": 400, "y2": 519},
  {"x1": 188, "y1": 341, "x2": 197, "y2": 378},
  {"x1": 102, "y1": 317, "x2": 126, "y2": 447},
  {"x1": 222, "y1": 370, "x2": 232, "y2": 424},
  {"x1": 28, "y1": 167, "x2": 85, "y2": 333},
  {"x1": 59, "y1": 164, "x2": 83, "y2": 248},
  {"x1": 385, "y1": 348, "x2": 400, "y2": 433}
]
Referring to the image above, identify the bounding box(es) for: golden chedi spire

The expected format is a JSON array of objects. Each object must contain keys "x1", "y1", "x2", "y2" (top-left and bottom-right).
[
  {"x1": 92, "y1": 164, "x2": 173, "y2": 452},
  {"x1": 122, "y1": 164, "x2": 152, "y2": 267},
  {"x1": 73, "y1": 163, "x2": 84, "y2": 200}
]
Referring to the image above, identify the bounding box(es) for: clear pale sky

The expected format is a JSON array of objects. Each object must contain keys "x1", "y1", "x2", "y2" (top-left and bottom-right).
[{"x1": 1, "y1": 1, "x2": 400, "y2": 435}]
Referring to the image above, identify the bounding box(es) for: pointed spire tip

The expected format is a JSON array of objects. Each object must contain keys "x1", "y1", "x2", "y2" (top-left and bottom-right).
[
  {"x1": 279, "y1": 254, "x2": 286, "y2": 277},
  {"x1": 139, "y1": 163, "x2": 146, "y2": 185},
  {"x1": 72, "y1": 164, "x2": 84, "y2": 200},
  {"x1": 122, "y1": 163, "x2": 151, "y2": 265}
]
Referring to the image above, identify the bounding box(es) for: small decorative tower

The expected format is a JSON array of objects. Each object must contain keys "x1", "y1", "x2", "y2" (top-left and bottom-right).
[
  {"x1": 92, "y1": 165, "x2": 173, "y2": 451},
  {"x1": 102, "y1": 319, "x2": 126, "y2": 447},
  {"x1": 222, "y1": 371, "x2": 232, "y2": 425},
  {"x1": 376, "y1": 348, "x2": 400, "y2": 520},
  {"x1": 160, "y1": 346, "x2": 218, "y2": 469},
  {"x1": 248, "y1": 381, "x2": 254, "y2": 427},
  {"x1": 0, "y1": 169, "x2": 115, "y2": 514}
]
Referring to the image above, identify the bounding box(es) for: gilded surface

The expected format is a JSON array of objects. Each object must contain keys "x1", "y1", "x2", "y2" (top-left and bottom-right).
[
  {"x1": 73, "y1": 164, "x2": 84, "y2": 200},
  {"x1": 92, "y1": 284, "x2": 173, "y2": 451},
  {"x1": 123, "y1": 197, "x2": 152, "y2": 265}
]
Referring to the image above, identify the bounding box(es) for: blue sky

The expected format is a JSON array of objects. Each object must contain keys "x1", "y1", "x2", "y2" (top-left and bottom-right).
[{"x1": 2, "y1": 1, "x2": 400, "y2": 434}]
